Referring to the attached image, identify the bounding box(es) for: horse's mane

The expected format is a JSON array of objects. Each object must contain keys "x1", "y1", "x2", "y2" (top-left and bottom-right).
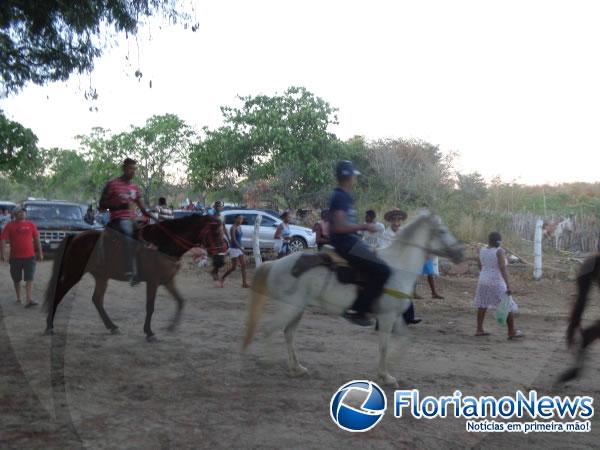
[
  {"x1": 150, "y1": 214, "x2": 212, "y2": 232},
  {"x1": 392, "y1": 211, "x2": 432, "y2": 242}
]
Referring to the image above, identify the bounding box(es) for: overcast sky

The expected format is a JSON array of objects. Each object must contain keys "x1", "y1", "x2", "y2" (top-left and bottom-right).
[{"x1": 2, "y1": 0, "x2": 599, "y2": 185}]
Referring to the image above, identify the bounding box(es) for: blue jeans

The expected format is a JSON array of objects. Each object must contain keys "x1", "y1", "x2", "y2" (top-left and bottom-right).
[{"x1": 113, "y1": 219, "x2": 137, "y2": 276}]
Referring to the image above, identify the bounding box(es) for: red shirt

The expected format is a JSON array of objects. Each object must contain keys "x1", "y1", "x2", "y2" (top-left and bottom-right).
[
  {"x1": 1, "y1": 220, "x2": 39, "y2": 259},
  {"x1": 102, "y1": 177, "x2": 141, "y2": 220}
]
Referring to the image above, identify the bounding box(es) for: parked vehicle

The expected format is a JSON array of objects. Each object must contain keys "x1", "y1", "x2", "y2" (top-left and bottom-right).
[
  {"x1": 22, "y1": 199, "x2": 95, "y2": 251},
  {"x1": 0, "y1": 201, "x2": 16, "y2": 231},
  {"x1": 173, "y1": 210, "x2": 204, "y2": 219},
  {"x1": 220, "y1": 209, "x2": 316, "y2": 252}
]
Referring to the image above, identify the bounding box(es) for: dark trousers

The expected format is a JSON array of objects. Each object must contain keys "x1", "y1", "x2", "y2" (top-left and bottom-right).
[
  {"x1": 403, "y1": 301, "x2": 415, "y2": 323},
  {"x1": 337, "y1": 240, "x2": 391, "y2": 313}
]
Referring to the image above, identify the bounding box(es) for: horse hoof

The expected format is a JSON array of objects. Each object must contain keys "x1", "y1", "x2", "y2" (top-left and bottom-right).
[
  {"x1": 43, "y1": 328, "x2": 54, "y2": 336},
  {"x1": 379, "y1": 374, "x2": 399, "y2": 388},
  {"x1": 288, "y1": 365, "x2": 309, "y2": 377},
  {"x1": 146, "y1": 334, "x2": 158, "y2": 343},
  {"x1": 110, "y1": 328, "x2": 121, "y2": 335},
  {"x1": 557, "y1": 367, "x2": 580, "y2": 384}
]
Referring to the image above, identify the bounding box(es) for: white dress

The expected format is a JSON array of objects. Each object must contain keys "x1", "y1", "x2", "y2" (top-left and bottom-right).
[{"x1": 474, "y1": 247, "x2": 508, "y2": 309}]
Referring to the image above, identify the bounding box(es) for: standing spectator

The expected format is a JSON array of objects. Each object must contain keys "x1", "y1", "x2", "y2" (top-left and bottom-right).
[
  {"x1": 313, "y1": 209, "x2": 330, "y2": 250},
  {"x1": 361, "y1": 210, "x2": 386, "y2": 249},
  {"x1": 154, "y1": 197, "x2": 174, "y2": 221},
  {"x1": 413, "y1": 257, "x2": 444, "y2": 300},
  {"x1": 208, "y1": 201, "x2": 228, "y2": 285},
  {"x1": 474, "y1": 232, "x2": 524, "y2": 338},
  {"x1": 274, "y1": 211, "x2": 292, "y2": 258},
  {"x1": 0, "y1": 207, "x2": 43, "y2": 307},
  {"x1": 220, "y1": 214, "x2": 250, "y2": 288},
  {"x1": 84, "y1": 205, "x2": 96, "y2": 225},
  {"x1": 381, "y1": 209, "x2": 421, "y2": 325}
]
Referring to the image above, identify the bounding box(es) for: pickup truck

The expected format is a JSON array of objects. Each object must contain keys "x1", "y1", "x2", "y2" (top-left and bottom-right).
[{"x1": 22, "y1": 199, "x2": 95, "y2": 252}]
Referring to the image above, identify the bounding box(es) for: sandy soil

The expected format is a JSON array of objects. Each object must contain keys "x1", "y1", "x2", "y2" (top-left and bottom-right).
[{"x1": 0, "y1": 256, "x2": 599, "y2": 449}]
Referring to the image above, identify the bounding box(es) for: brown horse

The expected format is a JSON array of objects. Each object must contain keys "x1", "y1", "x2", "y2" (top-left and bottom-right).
[
  {"x1": 558, "y1": 254, "x2": 600, "y2": 382},
  {"x1": 43, "y1": 215, "x2": 224, "y2": 341}
]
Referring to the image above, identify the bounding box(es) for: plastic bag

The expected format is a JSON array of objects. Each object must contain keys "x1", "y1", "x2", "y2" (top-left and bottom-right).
[{"x1": 495, "y1": 294, "x2": 514, "y2": 325}]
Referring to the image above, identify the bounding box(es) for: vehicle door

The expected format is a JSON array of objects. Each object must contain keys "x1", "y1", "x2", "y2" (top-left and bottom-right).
[{"x1": 258, "y1": 214, "x2": 279, "y2": 249}]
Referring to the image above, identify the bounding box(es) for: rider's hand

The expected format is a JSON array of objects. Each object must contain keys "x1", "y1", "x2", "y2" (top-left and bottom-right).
[{"x1": 364, "y1": 223, "x2": 377, "y2": 233}]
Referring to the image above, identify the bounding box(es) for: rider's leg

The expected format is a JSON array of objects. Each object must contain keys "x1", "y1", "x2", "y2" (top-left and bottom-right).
[
  {"x1": 342, "y1": 241, "x2": 391, "y2": 314},
  {"x1": 117, "y1": 219, "x2": 136, "y2": 279}
]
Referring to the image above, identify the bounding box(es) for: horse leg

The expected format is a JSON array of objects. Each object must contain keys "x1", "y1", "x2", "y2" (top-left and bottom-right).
[
  {"x1": 377, "y1": 312, "x2": 398, "y2": 387},
  {"x1": 91, "y1": 278, "x2": 119, "y2": 334},
  {"x1": 559, "y1": 320, "x2": 600, "y2": 383},
  {"x1": 144, "y1": 282, "x2": 159, "y2": 342},
  {"x1": 163, "y1": 279, "x2": 185, "y2": 332},
  {"x1": 284, "y1": 312, "x2": 308, "y2": 377}
]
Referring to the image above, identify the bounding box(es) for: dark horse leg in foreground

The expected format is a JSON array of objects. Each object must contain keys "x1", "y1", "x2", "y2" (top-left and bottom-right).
[
  {"x1": 43, "y1": 215, "x2": 222, "y2": 341},
  {"x1": 557, "y1": 254, "x2": 600, "y2": 383}
]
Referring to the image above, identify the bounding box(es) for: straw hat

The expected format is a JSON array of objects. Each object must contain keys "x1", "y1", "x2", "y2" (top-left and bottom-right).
[{"x1": 383, "y1": 208, "x2": 407, "y2": 222}]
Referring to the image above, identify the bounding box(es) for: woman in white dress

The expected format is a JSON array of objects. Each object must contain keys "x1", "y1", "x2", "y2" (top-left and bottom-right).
[{"x1": 474, "y1": 232, "x2": 523, "y2": 338}]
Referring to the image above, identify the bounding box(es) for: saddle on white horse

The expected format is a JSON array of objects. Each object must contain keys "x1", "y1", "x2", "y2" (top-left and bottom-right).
[{"x1": 291, "y1": 246, "x2": 366, "y2": 285}]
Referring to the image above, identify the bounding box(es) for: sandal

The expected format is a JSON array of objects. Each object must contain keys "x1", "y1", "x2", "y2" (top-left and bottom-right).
[
  {"x1": 475, "y1": 331, "x2": 490, "y2": 336},
  {"x1": 24, "y1": 301, "x2": 38, "y2": 308},
  {"x1": 432, "y1": 294, "x2": 445, "y2": 299},
  {"x1": 508, "y1": 330, "x2": 525, "y2": 340}
]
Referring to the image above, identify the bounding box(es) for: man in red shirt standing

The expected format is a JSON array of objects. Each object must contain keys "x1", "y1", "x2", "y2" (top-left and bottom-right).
[
  {"x1": 99, "y1": 158, "x2": 151, "y2": 285},
  {"x1": 0, "y1": 207, "x2": 43, "y2": 307}
]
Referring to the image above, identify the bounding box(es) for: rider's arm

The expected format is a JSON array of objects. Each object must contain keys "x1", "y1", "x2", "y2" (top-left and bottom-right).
[
  {"x1": 330, "y1": 210, "x2": 369, "y2": 234},
  {"x1": 135, "y1": 197, "x2": 153, "y2": 219}
]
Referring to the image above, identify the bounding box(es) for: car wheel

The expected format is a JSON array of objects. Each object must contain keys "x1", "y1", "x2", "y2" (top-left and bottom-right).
[{"x1": 289, "y1": 237, "x2": 307, "y2": 253}]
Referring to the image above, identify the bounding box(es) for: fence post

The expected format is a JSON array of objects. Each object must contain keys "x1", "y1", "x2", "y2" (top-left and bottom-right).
[
  {"x1": 253, "y1": 214, "x2": 262, "y2": 267},
  {"x1": 534, "y1": 218, "x2": 543, "y2": 280}
]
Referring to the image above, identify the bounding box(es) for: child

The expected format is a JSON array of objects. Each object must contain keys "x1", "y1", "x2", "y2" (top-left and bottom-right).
[{"x1": 220, "y1": 215, "x2": 250, "y2": 288}]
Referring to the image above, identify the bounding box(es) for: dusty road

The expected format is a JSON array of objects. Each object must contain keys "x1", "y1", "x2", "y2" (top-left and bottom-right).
[{"x1": 0, "y1": 257, "x2": 598, "y2": 449}]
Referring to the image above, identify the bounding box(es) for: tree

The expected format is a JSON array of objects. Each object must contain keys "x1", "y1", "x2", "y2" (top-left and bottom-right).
[
  {"x1": 0, "y1": 110, "x2": 39, "y2": 180},
  {"x1": 365, "y1": 138, "x2": 453, "y2": 208},
  {"x1": 189, "y1": 86, "x2": 347, "y2": 208},
  {"x1": 457, "y1": 172, "x2": 488, "y2": 202},
  {"x1": 0, "y1": 0, "x2": 192, "y2": 95},
  {"x1": 113, "y1": 114, "x2": 195, "y2": 204}
]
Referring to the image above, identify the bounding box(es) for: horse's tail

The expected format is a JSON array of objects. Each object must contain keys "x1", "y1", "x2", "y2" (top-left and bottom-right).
[
  {"x1": 567, "y1": 254, "x2": 600, "y2": 345},
  {"x1": 243, "y1": 262, "x2": 272, "y2": 349}
]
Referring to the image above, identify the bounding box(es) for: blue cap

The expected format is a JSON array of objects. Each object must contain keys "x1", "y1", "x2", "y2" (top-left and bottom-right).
[{"x1": 336, "y1": 160, "x2": 360, "y2": 179}]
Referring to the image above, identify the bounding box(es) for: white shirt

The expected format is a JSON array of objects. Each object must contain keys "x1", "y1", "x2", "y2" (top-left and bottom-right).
[{"x1": 361, "y1": 221, "x2": 386, "y2": 249}]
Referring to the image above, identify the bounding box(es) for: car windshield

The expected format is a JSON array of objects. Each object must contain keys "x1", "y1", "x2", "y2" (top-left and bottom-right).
[{"x1": 26, "y1": 205, "x2": 83, "y2": 221}]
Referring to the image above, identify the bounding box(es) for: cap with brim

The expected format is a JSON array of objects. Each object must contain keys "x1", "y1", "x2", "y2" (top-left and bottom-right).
[
  {"x1": 384, "y1": 209, "x2": 406, "y2": 222},
  {"x1": 336, "y1": 160, "x2": 361, "y2": 179}
]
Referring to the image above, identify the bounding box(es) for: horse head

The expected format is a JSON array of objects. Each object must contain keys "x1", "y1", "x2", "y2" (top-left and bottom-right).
[{"x1": 400, "y1": 210, "x2": 464, "y2": 264}]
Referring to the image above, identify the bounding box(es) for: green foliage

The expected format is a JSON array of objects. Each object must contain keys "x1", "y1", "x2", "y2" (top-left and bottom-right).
[
  {"x1": 0, "y1": 0, "x2": 190, "y2": 95},
  {"x1": 189, "y1": 86, "x2": 348, "y2": 207},
  {"x1": 0, "y1": 111, "x2": 39, "y2": 180}
]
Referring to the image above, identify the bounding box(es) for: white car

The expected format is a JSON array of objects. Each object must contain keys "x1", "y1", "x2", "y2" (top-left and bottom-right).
[{"x1": 221, "y1": 209, "x2": 316, "y2": 252}]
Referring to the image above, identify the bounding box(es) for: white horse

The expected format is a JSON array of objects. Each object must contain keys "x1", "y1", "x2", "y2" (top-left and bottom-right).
[{"x1": 243, "y1": 211, "x2": 464, "y2": 387}]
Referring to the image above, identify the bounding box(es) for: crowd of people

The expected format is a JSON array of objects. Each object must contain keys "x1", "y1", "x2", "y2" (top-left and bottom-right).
[{"x1": 0, "y1": 157, "x2": 523, "y2": 339}]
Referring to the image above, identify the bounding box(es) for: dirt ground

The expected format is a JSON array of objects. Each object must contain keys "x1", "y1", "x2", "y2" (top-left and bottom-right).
[{"x1": 0, "y1": 255, "x2": 599, "y2": 450}]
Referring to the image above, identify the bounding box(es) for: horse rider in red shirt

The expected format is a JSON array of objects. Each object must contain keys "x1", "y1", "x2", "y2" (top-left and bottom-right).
[{"x1": 99, "y1": 158, "x2": 152, "y2": 285}]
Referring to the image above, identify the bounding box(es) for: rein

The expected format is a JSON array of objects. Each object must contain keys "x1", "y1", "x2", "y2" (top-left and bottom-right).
[{"x1": 149, "y1": 220, "x2": 198, "y2": 251}]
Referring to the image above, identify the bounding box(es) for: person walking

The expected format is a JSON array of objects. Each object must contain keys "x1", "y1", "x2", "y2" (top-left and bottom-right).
[
  {"x1": 381, "y1": 209, "x2": 421, "y2": 325},
  {"x1": 208, "y1": 201, "x2": 228, "y2": 285},
  {"x1": 220, "y1": 215, "x2": 250, "y2": 288},
  {"x1": 0, "y1": 207, "x2": 43, "y2": 307},
  {"x1": 474, "y1": 231, "x2": 524, "y2": 339},
  {"x1": 313, "y1": 210, "x2": 330, "y2": 250},
  {"x1": 274, "y1": 211, "x2": 292, "y2": 258}
]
